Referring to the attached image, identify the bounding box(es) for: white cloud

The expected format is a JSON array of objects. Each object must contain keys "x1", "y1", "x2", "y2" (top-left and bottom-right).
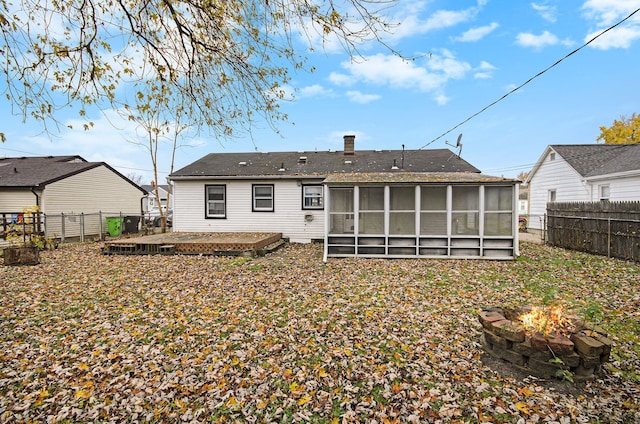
[
  {"x1": 328, "y1": 72, "x2": 356, "y2": 87},
  {"x1": 516, "y1": 30, "x2": 574, "y2": 48},
  {"x1": 329, "y1": 50, "x2": 471, "y2": 104},
  {"x1": 434, "y1": 94, "x2": 450, "y2": 105},
  {"x1": 582, "y1": 0, "x2": 640, "y2": 49},
  {"x1": 473, "y1": 61, "x2": 497, "y2": 79},
  {"x1": 531, "y1": 3, "x2": 558, "y2": 22},
  {"x1": 24, "y1": 109, "x2": 202, "y2": 183},
  {"x1": 582, "y1": 0, "x2": 640, "y2": 26},
  {"x1": 427, "y1": 50, "x2": 473, "y2": 79},
  {"x1": 504, "y1": 83, "x2": 520, "y2": 93},
  {"x1": 272, "y1": 83, "x2": 333, "y2": 102},
  {"x1": 298, "y1": 84, "x2": 334, "y2": 98},
  {"x1": 386, "y1": 1, "x2": 486, "y2": 42},
  {"x1": 346, "y1": 91, "x2": 381, "y2": 104},
  {"x1": 296, "y1": 0, "x2": 491, "y2": 53},
  {"x1": 585, "y1": 25, "x2": 640, "y2": 48},
  {"x1": 453, "y1": 22, "x2": 499, "y2": 42}
]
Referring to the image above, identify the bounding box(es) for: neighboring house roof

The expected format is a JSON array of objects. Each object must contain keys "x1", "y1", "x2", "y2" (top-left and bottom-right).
[
  {"x1": 141, "y1": 184, "x2": 169, "y2": 194},
  {"x1": 527, "y1": 144, "x2": 640, "y2": 183},
  {"x1": 552, "y1": 144, "x2": 640, "y2": 177},
  {"x1": 0, "y1": 155, "x2": 146, "y2": 192},
  {"x1": 171, "y1": 149, "x2": 481, "y2": 179}
]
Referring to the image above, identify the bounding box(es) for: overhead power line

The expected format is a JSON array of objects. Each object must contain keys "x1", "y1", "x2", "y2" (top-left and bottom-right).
[{"x1": 418, "y1": 7, "x2": 640, "y2": 150}]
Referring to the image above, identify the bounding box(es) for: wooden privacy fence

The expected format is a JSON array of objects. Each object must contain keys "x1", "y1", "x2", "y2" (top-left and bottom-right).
[{"x1": 546, "y1": 201, "x2": 640, "y2": 262}]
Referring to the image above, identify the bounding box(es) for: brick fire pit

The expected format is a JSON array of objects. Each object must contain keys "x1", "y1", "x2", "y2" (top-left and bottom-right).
[{"x1": 479, "y1": 307, "x2": 613, "y2": 381}]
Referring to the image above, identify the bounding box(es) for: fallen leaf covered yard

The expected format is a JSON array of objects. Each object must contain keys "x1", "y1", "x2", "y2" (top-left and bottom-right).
[{"x1": 1, "y1": 242, "x2": 638, "y2": 422}]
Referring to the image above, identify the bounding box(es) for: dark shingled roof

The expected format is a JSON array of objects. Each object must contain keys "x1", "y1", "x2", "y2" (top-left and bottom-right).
[
  {"x1": 551, "y1": 144, "x2": 640, "y2": 177},
  {"x1": 170, "y1": 149, "x2": 481, "y2": 179},
  {"x1": 141, "y1": 184, "x2": 169, "y2": 192},
  {"x1": 0, "y1": 155, "x2": 145, "y2": 192}
]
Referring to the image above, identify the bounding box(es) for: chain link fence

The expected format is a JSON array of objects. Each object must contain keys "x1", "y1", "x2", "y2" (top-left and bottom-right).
[{"x1": 1, "y1": 211, "x2": 164, "y2": 243}]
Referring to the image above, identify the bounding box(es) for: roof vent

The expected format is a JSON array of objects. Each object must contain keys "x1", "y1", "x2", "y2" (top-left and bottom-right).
[
  {"x1": 298, "y1": 156, "x2": 307, "y2": 164},
  {"x1": 391, "y1": 159, "x2": 399, "y2": 170},
  {"x1": 278, "y1": 163, "x2": 285, "y2": 172},
  {"x1": 239, "y1": 161, "x2": 247, "y2": 166},
  {"x1": 344, "y1": 160, "x2": 352, "y2": 165}
]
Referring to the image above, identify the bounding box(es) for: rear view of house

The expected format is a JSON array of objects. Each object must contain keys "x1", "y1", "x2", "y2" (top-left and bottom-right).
[{"x1": 170, "y1": 136, "x2": 520, "y2": 259}]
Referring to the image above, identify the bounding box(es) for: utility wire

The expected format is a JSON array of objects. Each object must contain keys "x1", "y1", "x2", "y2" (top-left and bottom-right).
[{"x1": 418, "y1": 7, "x2": 640, "y2": 150}]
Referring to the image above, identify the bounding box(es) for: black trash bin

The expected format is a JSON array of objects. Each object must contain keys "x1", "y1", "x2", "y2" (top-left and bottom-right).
[{"x1": 122, "y1": 216, "x2": 140, "y2": 234}]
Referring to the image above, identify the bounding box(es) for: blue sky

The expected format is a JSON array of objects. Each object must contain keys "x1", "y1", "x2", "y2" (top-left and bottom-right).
[{"x1": 1, "y1": 0, "x2": 640, "y2": 184}]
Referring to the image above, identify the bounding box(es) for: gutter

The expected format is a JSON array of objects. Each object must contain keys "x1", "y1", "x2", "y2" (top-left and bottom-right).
[
  {"x1": 169, "y1": 174, "x2": 327, "y2": 181},
  {"x1": 583, "y1": 169, "x2": 640, "y2": 182}
]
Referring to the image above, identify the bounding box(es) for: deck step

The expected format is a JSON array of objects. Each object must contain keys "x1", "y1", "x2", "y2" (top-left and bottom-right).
[{"x1": 159, "y1": 245, "x2": 175, "y2": 254}]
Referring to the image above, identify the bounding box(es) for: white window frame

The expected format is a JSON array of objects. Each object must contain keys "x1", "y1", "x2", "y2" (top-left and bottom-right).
[
  {"x1": 253, "y1": 184, "x2": 274, "y2": 212},
  {"x1": 599, "y1": 185, "x2": 610, "y2": 201},
  {"x1": 548, "y1": 189, "x2": 557, "y2": 202},
  {"x1": 205, "y1": 185, "x2": 226, "y2": 218},
  {"x1": 451, "y1": 186, "x2": 480, "y2": 236},
  {"x1": 303, "y1": 185, "x2": 324, "y2": 209}
]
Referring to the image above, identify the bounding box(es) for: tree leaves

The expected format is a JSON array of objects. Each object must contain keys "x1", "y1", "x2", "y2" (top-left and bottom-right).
[
  {"x1": 2, "y1": 0, "x2": 398, "y2": 141},
  {"x1": 597, "y1": 113, "x2": 640, "y2": 144},
  {"x1": 0, "y1": 242, "x2": 639, "y2": 422}
]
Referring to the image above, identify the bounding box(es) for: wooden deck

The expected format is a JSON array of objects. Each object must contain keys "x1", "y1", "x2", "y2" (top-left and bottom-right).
[{"x1": 103, "y1": 232, "x2": 284, "y2": 256}]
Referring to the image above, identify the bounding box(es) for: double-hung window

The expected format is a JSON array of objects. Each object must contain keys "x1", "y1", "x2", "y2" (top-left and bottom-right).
[
  {"x1": 303, "y1": 185, "x2": 323, "y2": 209},
  {"x1": 206, "y1": 185, "x2": 226, "y2": 218},
  {"x1": 253, "y1": 184, "x2": 274, "y2": 212}
]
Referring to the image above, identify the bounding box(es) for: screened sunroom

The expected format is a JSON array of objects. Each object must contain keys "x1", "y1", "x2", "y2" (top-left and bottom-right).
[{"x1": 323, "y1": 173, "x2": 519, "y2": 260}]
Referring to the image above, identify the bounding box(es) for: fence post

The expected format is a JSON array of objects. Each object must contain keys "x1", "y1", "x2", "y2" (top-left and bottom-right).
[
  {"x1": 99, "y1": 211, "x2": 103, "y2": 241},
  {"x1": 61, "y1": 213, "x2": 65, "y2": 244},
  {"x1": 80, "y1": 213, "x2": 85, "y2": 242},
  {"x1": 607, "y1": 217, "x2": 611, "y2": 258}
]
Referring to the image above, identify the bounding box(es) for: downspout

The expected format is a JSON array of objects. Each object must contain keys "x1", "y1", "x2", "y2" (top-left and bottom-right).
[
  {"x1": 323, "y1": 183, "x2": 329, "y2": 262},
  {"x1": 30, "y1": 187, "x2": 40, "y2": 207},
  {"x1": 30, "y1": 187, "x2": 43, "y2": 236}
]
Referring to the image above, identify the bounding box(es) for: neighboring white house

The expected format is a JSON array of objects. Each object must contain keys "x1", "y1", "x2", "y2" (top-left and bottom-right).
[
  {"x1": 518, "y1": 185, "x2": 529, "y2": 217},
  {"x1": 141, "y1": 183, "x2": 173, "y2": 212},
  {"x1": 170, "y1": 135, "x2": 520, "y2": 259},
  {"x1": 525, "y1": 144, "x2": 640, "y2": 230},
  {"x1": 0, "y1": 155, "x2": 147, "y2": 238}
]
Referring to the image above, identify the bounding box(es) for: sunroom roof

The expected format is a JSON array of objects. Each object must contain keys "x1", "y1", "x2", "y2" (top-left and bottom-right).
[{"x1": 323, "y1": 172, "x2": 517, "y2": 185}]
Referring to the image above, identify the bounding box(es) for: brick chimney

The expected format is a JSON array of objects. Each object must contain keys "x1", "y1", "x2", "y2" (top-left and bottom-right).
[{"x1": 343, "y1": 135, "x2": 355, "y2": 156}]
